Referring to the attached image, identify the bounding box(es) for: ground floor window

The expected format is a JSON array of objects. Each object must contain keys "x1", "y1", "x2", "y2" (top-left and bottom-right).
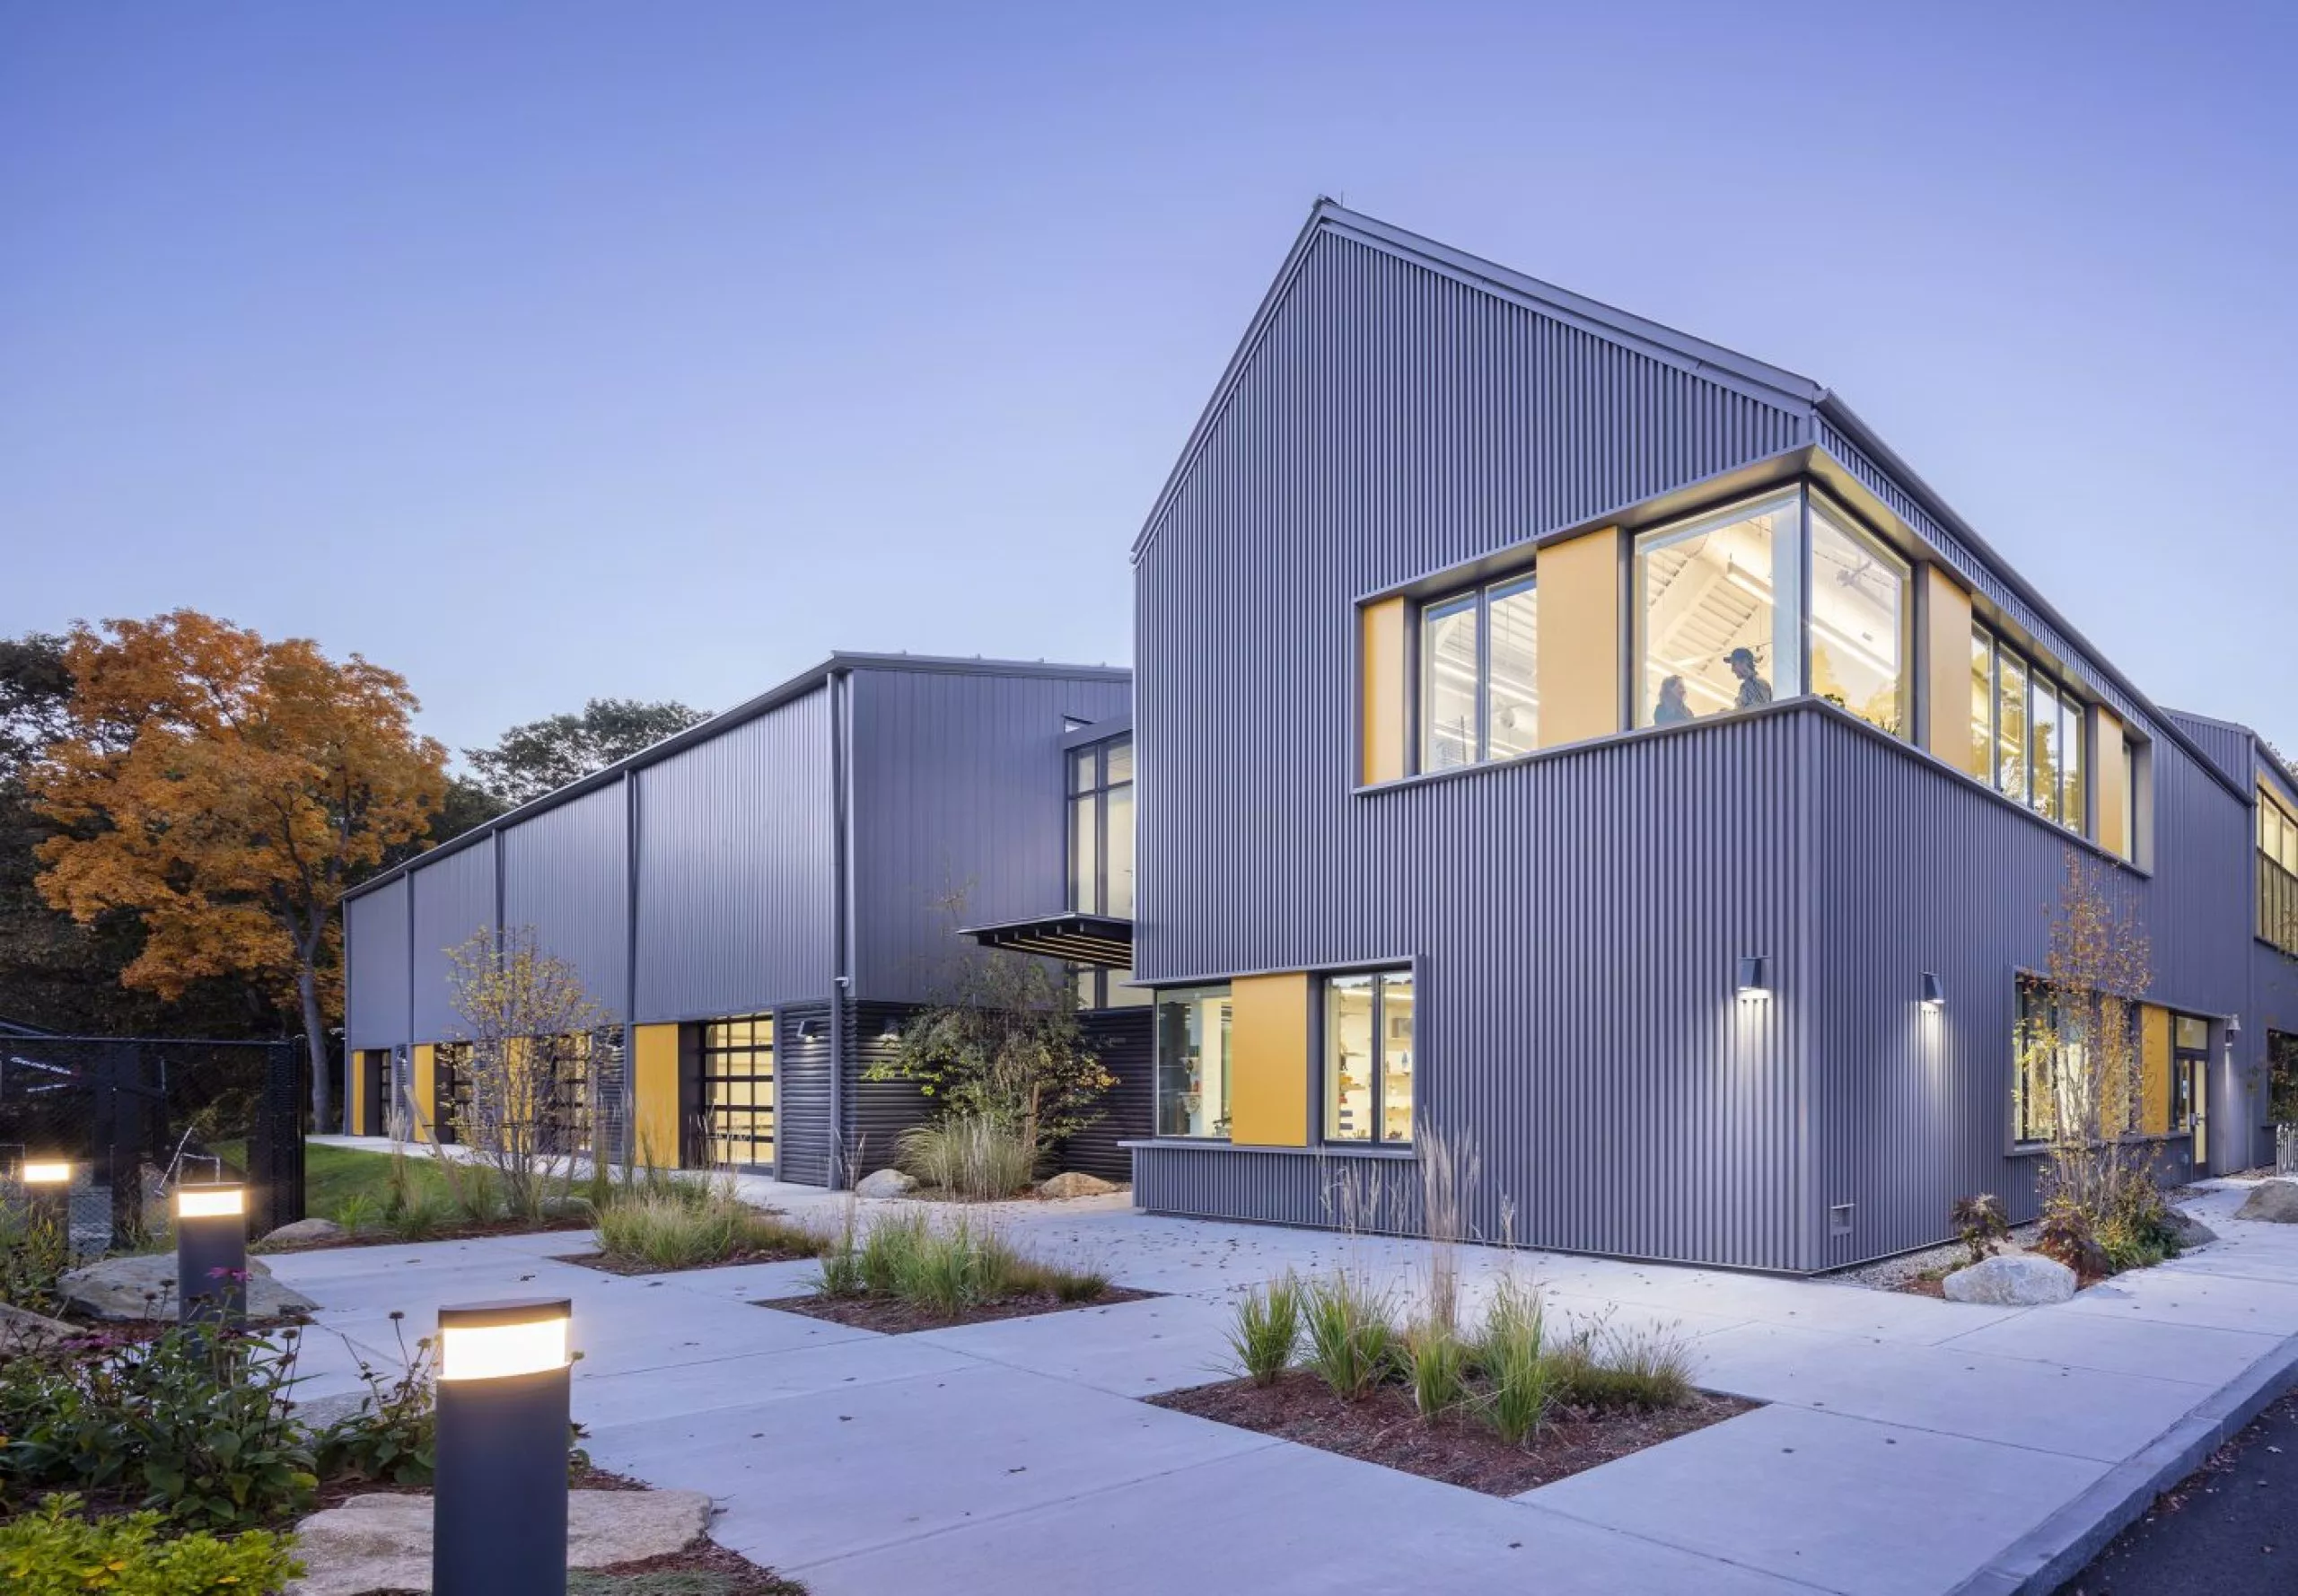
[
  {"x1": 434, "y1": 1041, "x2": 471, "y2": 1144},
  {"x1": 1155, "y1": 985, "x2": 1232, "y2": 1138},
  {"x1": 1323, "y1": 969, "x2": 1415, "y2": 1144},
  {"x1": 2270, "y1": 1031, "x2": 2298, "y2": 1127},
  {"x1": 698, "y1": 1013, "x2": 775, "y2": 1170},
  {"x1": 1073, "y1": 964, "x2": 1153, "y2": 1011}
]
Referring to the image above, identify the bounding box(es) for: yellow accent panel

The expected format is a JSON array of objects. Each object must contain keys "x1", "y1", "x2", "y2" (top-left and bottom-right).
[
  {"x1": 634, "y1": 1023, "x2": 684, "y2": 1171},
  {"x1": 1923, "y1": 567, "x2": 1973, "y2": 769},
  {"x1": 1536, "y1": 527, "x2": 1621, "y2": 747},
  {"x1": 2096, "y1": 707, "x2": 2128, "y2": 857},
  {"x1": 2140, "y1": 1004, "x2": 2171, "y2": 1136},
  {"x1": 1228, "y1": 973, "x2": 1310, "y2": 1147},
  {"x1": 1361, "y1": 597, "x2": 1407, "y2": 785},
  {"x1": 348, "y1": 1053, "x2": 373, "y2": 1137},
  {"x1": 411, "y1": 1044, "x2": 436, "y2": 1144}
]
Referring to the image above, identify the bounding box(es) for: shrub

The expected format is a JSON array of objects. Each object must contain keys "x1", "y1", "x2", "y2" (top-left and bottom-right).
[
  {"x1": 1951, "y1": 1193, "x2": 2009, "y2": 1267},
  {"x1": 0, "y1": 1198, "x2": 71, "y2": 1313},
  {"x1": 1225, "y1": 1274, "x2": 1302, "y2": 1386},
  {"x1": 2037, "y1": 1193, "x2": 2109, "y2": 1277},
  {"x1": 0, "y1": 1327, "x2": 317, "y2": 1530},
  {"x1": 0, "y1": 1496, "x2": 302, "y2": 1596},
  {"x1": 895, "y1": 1115, "x2": 1036, "y2": 1202},
  {"x1": 312, "y1": 1312, "x2": 436, "y2": 1487},
  {"x1": 1301, "y1": 1273, "x2": 1396, "y2": 1400},
  {"x1": 1474, "y1": 1276, "x2": 1549, "y2": 1444},
  {"x1": 1403, "y1": 1317, "x2": 1468, "y2": 1421}
]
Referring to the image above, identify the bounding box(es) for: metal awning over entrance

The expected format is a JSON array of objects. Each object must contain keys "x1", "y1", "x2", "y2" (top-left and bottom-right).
[{"x1": 962, "y1": 912, "x2": 1133, "y2": 969}]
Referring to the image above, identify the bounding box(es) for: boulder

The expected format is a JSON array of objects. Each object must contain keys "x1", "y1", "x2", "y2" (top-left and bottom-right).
[
  {"x1": 1942, "y1": 1252, "x2": 2076, "y2": 1306},
  {"x1": 2165, "y1": 1209, "x2": 2218, "y2": 1249},
  {"x1": 57, "y1": 1250, "x2": 318, "y2": 1321},
  {"x1": 855, "y1": 1168, "x2": 918, "y2": 1199},
  {"x1": 2237, "y1": 1180, "x2": 2298, "y2": 1224},
  {"x1": 1037, "y1": 1171, "x2": 1119, "y2": 1199},
  {"x1": 260, "y1": 1216, "x2": 347, "y2": 1249},
  {"x1": 0, "y1": 1301, "x2": 78, "y2": 1354},
  {"x1": 287, "y1": 1488, "x2": 714, "y2": 1596}
]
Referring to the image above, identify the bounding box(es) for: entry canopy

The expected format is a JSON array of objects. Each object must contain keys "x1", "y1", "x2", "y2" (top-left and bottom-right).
[{"x1": 963, "y1": 912, "x2": 1133, "y2": 969}]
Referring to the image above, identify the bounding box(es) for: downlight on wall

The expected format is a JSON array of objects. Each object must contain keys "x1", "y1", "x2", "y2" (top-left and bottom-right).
[
  {"x1": 1734, "y1": 956, "x2": 1772, "y2": 1000},
  {"x1": 1920, "y1": 973, "x2": 1945, "y2": 1011}
]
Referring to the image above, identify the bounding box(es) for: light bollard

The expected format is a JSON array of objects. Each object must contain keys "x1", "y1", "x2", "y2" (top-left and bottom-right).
[
  {"x1": 173, "y1": 1183, "x2": 249, "y2": 1326},
  {"x1": 434, "y1": 1297, "x2": 574, "y2": 1596},
  {"x1": 20, "y1": 1158, "x2": 73, "y2": 1250}
]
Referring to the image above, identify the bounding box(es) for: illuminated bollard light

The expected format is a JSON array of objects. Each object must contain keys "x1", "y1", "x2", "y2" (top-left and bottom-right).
[
  {"x1": 173, "y1": 1183, "x2": 249, "y2": 1327},
  {"x1": 434, "y1": 1297, "x2": 573, "y2": 1596},
  {"x1": 19, "y1": 1158, "x2": 73, "y2": 1253}
]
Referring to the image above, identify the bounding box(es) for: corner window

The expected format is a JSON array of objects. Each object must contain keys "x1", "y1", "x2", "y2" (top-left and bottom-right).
[
  {"x1": 1633, "y1": 493, "x2": 1801, "y2": 728},
  {"x1": 1417, "y1": 577, "x2": 1538, "y2": 771},
  {"x1": 1970, "y1": 621, "x2": 2087, "y2": 837},
  {"x1": 1068, "y1": 735, "x2": 1133, "y2": 916},
  {"x1": 2261, "y1": 788, "x2": 2298, "y2": 955},
  {"x1": 1322, "y1": 969, "x2": 1415, "y2": 1144},
  {"x1": 1808, "y1": 499, "x2": 1909, "y2": 739},
  {"x1": 1155, "y1": 985, "x2": 1232, "y2": 1138}
]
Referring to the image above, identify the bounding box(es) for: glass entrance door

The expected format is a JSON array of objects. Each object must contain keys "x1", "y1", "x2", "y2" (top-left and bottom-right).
[
  {"x1": 698, "y1": 1014, "x2": 775, "y2": 1171},
  {"x1": 2175, "y1": 1051, "x2": 2208, "y2": 1169}
]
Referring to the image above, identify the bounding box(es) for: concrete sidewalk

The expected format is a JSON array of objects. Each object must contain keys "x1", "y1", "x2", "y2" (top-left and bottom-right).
[{"x1": 276, "y1": 1157, "x2": 2298, "y2": 1594}]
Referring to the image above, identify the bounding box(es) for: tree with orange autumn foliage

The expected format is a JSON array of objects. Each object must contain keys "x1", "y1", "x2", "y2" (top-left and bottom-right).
[{"x1": 29, "y1": 611, "x2": 446, "y2": 1128}]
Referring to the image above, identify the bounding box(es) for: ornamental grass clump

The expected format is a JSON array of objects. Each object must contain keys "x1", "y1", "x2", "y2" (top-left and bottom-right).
[
  {"x1": 1301, "y1": 1272, "x2": 1397, "y2": 1400},
  {"x1": 894, "y1": 1115, "x2": 1037, "y2": 1202},
  {"x1": 814, "y1": 1211, "x2": 1106, "y2": 1320},
  {"x1": 1403, "y1": 1316, "x2": 1469, "y2": 1421},
  {"x1": 591, "y1": 1178, "x2": 825, "y2": 1272},
  {"x1": 1225, "y1": 1273, "x2": 1302, "y2": 1386},
  {"x1": 1474, "y1": 1276, "x2": 1550, "y2": 1444},
  {"x1": 1546, "y1": 1314, "x2": 1695, "y2": 1412}
]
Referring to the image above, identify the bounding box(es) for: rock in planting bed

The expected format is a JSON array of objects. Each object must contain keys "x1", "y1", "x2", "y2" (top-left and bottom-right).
[
  {"x1": 754, "y1": 1285, "x2": 1157, "y2": 1334},
  {"x1": 1149, "y1": 1372, "x2": 1756, "y2": 1496}
]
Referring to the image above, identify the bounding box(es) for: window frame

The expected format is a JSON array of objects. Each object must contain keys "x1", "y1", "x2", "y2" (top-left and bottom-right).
[
  {"x1": 1805, "y1": 490, "x2": 1914, "y2": 741},
  {"x1": 1153, "y1": 983, "x2": 1234, "y2": 1141},
  {"x1": 1969, "y1": 619, "x2": 2091, "y2": 840},
  {"x1": 1416, "y1": 574, "x2": 1538, "y2": 773},
  {"x1": 2260, "y1": 785, "x2": 2298, "y2": 956},
  {"x1": 1066, "y1": 733, "x2": 1134, "y2": 917},
  {"x1": 1318, "y1": 965, "x2": 1417, "y2": 1147}
]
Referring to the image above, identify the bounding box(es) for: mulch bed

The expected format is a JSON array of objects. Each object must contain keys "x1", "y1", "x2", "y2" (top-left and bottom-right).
[
  {"x1": 259, "y1": 1215, "x2": 597, "y2": 1252},
  {"x1": 561, "y1": 1244, "x2": 823, "y2": 1277},
  {"x1": 1891, "y1": 1255, "x2": 2109, "y2": 1298},
  {"x1": 1149, "y1": 1371, "x2": 1756, "y2": 1496},
  {"x1": 755, "y1": 1285, "x2": 1155, "y2": 1334},
  {"x1": 572, "y1": 1538, "x2": 810, "y2": 1594}
]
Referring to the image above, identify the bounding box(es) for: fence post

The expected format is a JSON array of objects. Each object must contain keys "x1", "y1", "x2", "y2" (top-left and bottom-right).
[{"x1": 253, "y1": 1039, "x2": 307, "y2": 1234}]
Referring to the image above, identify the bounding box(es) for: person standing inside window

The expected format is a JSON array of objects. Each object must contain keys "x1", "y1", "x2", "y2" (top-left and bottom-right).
[
  {"x1": 1653, "y1": 675, "x2": 1695, "y2": 726},
  {"x1": 1726, "y1": 647, "x2": 1773, "y2": 710}
]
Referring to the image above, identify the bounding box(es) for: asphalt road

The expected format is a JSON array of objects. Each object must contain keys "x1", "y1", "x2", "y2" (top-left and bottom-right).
[{"x1": 2058, "y1": 1388, "x2": 2298, "y2": 1595}]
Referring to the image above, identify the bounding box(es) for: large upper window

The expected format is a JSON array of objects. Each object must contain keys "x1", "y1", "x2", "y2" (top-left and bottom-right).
[
  {"x1": 1808, "y1": 500, "x2": 1909, "y2": 738},
  {"x1": 1069, "y1": 735, "x2": 1134, "y2": 917},
  {"x1": 1322, "y1": 969, "x2": 1415, "y2": 1144},
  {"x1": 1634, "y1": 494, "x2": 1802, "y2": 729},
  {"x1": 1970, "y1": 622, "x2": 2087, "y2": 837},
  {"x1": 2261, "y1": 787, "x2": 2298, "y2": 955},
  {"x1": 1154, "y1": 985, "x2": 1232, "y2": 1138},
  {"x1": 1418, "y1": 576, "x2": 1538, "y2": 770}
]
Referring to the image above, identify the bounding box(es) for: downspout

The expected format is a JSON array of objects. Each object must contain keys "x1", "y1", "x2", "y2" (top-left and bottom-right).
[
  {"x1": 829, "y1": 667, "x2": 855, "y2": 1188},
  {"x1": 622, "y1": 768, "x2": 641, "y2": 1171}
]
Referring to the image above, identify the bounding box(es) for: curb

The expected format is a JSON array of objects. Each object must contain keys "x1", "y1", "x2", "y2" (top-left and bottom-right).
[{"x1": 1952, "y1": 1325, "x2": 2298, "y2": 1594}]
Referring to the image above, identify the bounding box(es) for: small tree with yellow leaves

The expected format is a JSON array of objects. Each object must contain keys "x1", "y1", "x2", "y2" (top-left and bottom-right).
[{"x1": 442, "y1": 925, "x2": 610, "y2": 1219}]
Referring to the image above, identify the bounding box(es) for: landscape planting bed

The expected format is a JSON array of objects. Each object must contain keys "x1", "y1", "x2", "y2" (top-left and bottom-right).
[
  {"x1": 1150, "y1": 1371, "x2": 1756, "y2": 1496},
  {"x1": 754, "y1": 1285, "x2": 1156, "y2": 1334}
]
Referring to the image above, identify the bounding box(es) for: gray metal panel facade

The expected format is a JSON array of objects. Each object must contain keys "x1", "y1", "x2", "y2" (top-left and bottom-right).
[
  {"x1": 848, "y1": 666, "x2": 1128, "y2": 1004},
  {"x1": 775, "y1": 1004, "x2": 834, "y2": 1187},
  {"x1": 2166, "y1": 712, "x2": 2255, "y2": 793},
  {"x1": 634, "y1": 687, "x2": 837, "y2": 1022},
  {"x1": 408, "y1": 835, "x2": 497, "y2": 1040},
  {"x1": 344, "y1": 877, "x2": 409, "y2": 1051},
  {"x1": 501, "y1": 780, "x2": 628, "y2": 1019}
]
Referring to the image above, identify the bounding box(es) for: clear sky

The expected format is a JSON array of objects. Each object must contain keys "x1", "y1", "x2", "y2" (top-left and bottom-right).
[{"x1": 3, "y1": 2, "x2": 2292, "y2": 757}]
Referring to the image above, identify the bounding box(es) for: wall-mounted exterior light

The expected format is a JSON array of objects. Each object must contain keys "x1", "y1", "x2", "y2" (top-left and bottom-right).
[
  {"x1": 877, "y1": 1017, "x2": 902, "y2": 1043},
  {"x1": 2226, "y1": 1014, "x2": 2243, "y2": 1041},
  {"x1": 172, "y1": 1183, "x2": 249, "y2": 1326},
  {"x1": 797, "y1": 1018, "x2": 823, "y2": 1042},
  {"x1": 1920, "y1": 973, "x2": 1945, "y2": 1010},
  {"x1": 1735, "y1": 956, "x2": 1771, "y2": 998},
  {"x1": 21, "y1": 1159, "x2": 72, "y2": 1187},
  {"x1": 434, "y1": 1297, "x2": 574, "y2": 1596}
]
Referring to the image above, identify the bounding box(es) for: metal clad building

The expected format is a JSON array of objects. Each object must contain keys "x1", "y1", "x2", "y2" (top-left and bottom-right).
[{"x1": 1124, "y1": 204, "x2": 2293, "y2": 1271}]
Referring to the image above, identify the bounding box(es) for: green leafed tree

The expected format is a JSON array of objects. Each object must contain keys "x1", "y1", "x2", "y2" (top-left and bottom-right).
[{"x1": 462, "y1": 698, "x2": 710, "y2": 808}]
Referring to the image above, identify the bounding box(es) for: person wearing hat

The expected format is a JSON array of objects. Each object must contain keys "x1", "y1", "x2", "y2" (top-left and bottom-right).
[{"x1": 1725, "y1": 646, "x2": 1772, "y2": 710}]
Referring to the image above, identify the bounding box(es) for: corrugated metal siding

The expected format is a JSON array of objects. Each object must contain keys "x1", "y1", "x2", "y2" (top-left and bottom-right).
[
  {"x1": 1805, "y1": 711, "x2": 2235, "y2": 1264},
  {"x1": 1132, "y1": 232, "x2": 1819, "y2": 1269},
  {"x1": 345, "y1": 877, "x2": 409, "y2": 1050},
  {"x1": 1061, "y1": 1008, "x2": 1154, "y2": 1182},
  {"x1": 1135, "y1": 1145, "x2": 1427, "y2": 1237},
  {"x1": 847, "y1": 667, "x2": 1129, "y2": 1004},
  {"x1": 846, "y1": 999, "x2": 930, "y2": 1178},
  {"x1": 501, "y1": 780, "x2": 628, "y2": 1017},
  {"x1": 634, "y1": 688, "x2": 836, "y2": 1022},
  {"x1": 408, "y1": 836, "x2": 496, "y2": 1041},
  {"x1": 775, "y1": 1004, "x2": 834, "y2": 1187},
  {"x1": 2166, "y1": 713, "x2": 2255, "y2": 793}
]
